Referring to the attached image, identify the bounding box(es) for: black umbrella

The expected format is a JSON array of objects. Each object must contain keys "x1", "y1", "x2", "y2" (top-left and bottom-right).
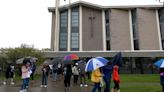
[{"x1": 111, "y1": 52, "x2": 123, "y2": 66}]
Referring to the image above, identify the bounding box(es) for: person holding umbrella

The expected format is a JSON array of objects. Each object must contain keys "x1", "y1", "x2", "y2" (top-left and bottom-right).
[
  {"x1": 85, "y1": 57, "x2": 109, "y2": 92},
  {"x1": 154, "y1": 59, "x2": 164, "y2": 92},
  {"x1": 102, "y1": 61, "x2": 113, "y2": 92},
  {"x1": 63, "y1": 64, "x2": 72, "y2": 91},
  {"x1": 91, "y1": 68, "x2": 103, "y2": 92}
]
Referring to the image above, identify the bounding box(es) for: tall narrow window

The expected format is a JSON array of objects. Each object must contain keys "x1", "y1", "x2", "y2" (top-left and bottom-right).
[
  {"x1": 105, "y1": 10, "x2": 110, "y2": 50},
  {"x1": 71, "y1": 7, "x2": 79, "y2": 51},
  {"x1": 59, "y1": 11, "x2": 68, "y2": 51},
  {"x1": 159, "y1": 8, "x2": 164, "y2": 50},
  {"x1": 131, "y1": 9, "x2": 139, "y2": 50}
]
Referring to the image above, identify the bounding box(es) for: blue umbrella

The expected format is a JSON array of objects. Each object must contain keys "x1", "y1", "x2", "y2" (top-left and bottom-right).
[
  {"x1": 154, "y1": 59, "x2": 164, "y2": 68},
  {"x1": 85, "y1": 57, "x2": 109, "y2": 72}
]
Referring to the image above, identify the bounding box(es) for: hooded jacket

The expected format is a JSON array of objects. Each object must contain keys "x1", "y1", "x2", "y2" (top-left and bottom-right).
[{"x1": 112, "y1": 65, "x2": 120, "y2": 83}]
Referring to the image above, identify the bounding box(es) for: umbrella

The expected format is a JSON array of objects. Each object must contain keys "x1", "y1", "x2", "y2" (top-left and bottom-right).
[
  {"x1": 85, "y1": 57, "x2": 109, "y2": 72},
  {"x1": 111, "y1": 52, "x2": 122, "y2": 66},
  {"x1": 64, "y1": 54, "x2": 79, "y2": 60},
  {"x1": 16, "y1": 57, "x2": 38, "y2": 64},
  {"x1": 50, "y1": 58, "x2": 62, "y2": 65},
  {"x1": 154, "y1": 59, "x2": 164, "y2": 68},
  {"x1": 63, "y1": 60, "x2": 74, "y2": 65}
]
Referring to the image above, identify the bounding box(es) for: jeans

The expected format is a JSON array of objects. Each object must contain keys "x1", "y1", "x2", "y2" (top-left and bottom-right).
[
  {"x1": 92, "y1": 83, "x2": 101, "y2": 92},
  {"x1": 52, "y1": 72, "x2": 58, "y2": 81},
  {"x1": 21, "y1": 78, "x2": 27, "y2": 90},
  {"x1": 103, "y1": 77, "x2": 111, "y2": 92},
  {"x1": 42, "y1": 75, "x2": 48, "y2": 85},
  {"x1": 26, "y1": 78, "x2": 30, "y2": 88}
]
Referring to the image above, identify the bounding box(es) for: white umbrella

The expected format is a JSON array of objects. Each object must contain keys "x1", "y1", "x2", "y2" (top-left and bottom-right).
[{"x1": 16, "y1": 57, "x2": 38, "y2": 64}]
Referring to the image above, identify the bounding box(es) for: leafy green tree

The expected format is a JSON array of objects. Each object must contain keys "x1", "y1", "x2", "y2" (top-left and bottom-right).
[{"x1": 1, "y1": 47, "x2": 45, "y2": 65}]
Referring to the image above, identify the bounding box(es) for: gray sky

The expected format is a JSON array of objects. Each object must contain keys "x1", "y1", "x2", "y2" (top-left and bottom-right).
[{"x1": 0, "y1": 0, "x2": 161, "y2": 49}]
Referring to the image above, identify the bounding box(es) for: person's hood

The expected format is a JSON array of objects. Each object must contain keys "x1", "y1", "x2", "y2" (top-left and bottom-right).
[{"x1": 114, "y1": 65, "x2": 119, "y2": 71}]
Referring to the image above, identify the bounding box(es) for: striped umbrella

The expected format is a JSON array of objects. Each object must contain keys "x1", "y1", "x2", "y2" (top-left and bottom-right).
[
  {"x1": 154, "y1": 59, "x2": 164, "y2": 68},
  {"x1": 85, "y1": 57, "x2": 109, "y2": 72}
]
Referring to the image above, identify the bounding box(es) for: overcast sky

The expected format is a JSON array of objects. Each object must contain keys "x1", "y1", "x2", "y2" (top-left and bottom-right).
[{"x1": 0, "y1": 0, "x2": 161, "y2": 49}]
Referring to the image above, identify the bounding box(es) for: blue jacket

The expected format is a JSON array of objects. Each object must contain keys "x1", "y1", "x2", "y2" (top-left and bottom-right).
[
  {"x1": 102, "y1": 65, "x2": 113, "y2": 79},
  {"x1": 160, "y1": 75, "x2": 164, "y2": 85}
]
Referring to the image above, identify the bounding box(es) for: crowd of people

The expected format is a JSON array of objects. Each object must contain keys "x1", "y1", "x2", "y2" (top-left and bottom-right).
[
  {"x1": 2, "y1": 58, "x2": 121, "y2": 92},
  {"x1": 44, "y1": 58, "x2": 121, "y2": 92},
  {"x1": 50, "y1": 59, "x2": 89, "y2": 91}
]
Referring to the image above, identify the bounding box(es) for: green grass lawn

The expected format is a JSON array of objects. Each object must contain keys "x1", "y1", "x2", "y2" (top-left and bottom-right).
[{"x1": 116, "y1": 74, "x2": 161, "y2": 92}]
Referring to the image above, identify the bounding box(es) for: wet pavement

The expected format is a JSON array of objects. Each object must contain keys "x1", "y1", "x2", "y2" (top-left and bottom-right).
[{"x1": 0, "y1": 78, "x2": 92, "y2": 92}]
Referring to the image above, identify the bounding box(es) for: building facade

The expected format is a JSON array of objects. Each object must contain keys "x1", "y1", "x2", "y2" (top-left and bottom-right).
[
  {"x1": 49, "y1": 1, "x2": 164, "y2": 53},
  {"x1": 47, "y1": 1, "x2": 164, "y2": 74}
]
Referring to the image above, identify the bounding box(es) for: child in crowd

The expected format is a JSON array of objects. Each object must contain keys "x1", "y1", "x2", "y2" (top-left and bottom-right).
[{"x1": 112, "y1": 65, "x2": 120, "y2": 92}]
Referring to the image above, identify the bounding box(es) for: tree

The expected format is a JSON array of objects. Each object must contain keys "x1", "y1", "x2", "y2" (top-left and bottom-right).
[{"x1": 3, "y1": 47, "x2": 45, "y2": 64}]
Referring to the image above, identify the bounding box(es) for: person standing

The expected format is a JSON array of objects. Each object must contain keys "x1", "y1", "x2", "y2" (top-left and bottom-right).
[
  {"x1": 20, "y1": 59, "x2": 31, "y2": 92},
  {"x1": 26, "y1": 61, "x2": 32, "y2": 89},
  {"x1": 102, "y1": 62, "x2": 113, "y2": 92},
  {"x1": 41, "y1": 62, "x2": 50, "y2": 88},
  {"x1": 91, "y1": 68, "x2": 103, "y2": 92},
  {"x1": 63, "y1": 64, "x2": 72, "y2": 91},
  {"x1": 160, "y1": 68, "x2": 164, "y2": 92},
  {"x1": 78, "y1": 60, "x2": 88, "y2": 87},
  {"x1": 57, "y1": 63, "x2": 62, "y2": 80},
  {"x1": 72, "y1": 63, "x2": 79, "y2": 85},
  {"x1": 52, "y1": 63, "x2": 58, "y2": 81},
  {"x1": 3, "y1": 63, "x2": 15, "y2": 85},
  {"x1": 112, "y1": 65, "x2": 120, "y2": 92}
]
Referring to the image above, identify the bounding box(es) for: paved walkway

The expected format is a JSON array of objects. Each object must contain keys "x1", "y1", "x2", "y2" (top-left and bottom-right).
[{"x1": 0, "y1": 77, "x2": 92, "y2": 92}]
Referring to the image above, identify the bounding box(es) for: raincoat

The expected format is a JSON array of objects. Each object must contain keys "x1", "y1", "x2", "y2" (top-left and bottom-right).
[
  {"x1": 91, "y1": 68, "x2": 102, "y2": 83},
  {"x1": 112, "y1": 65, "x2": 120, "y2": 83}
]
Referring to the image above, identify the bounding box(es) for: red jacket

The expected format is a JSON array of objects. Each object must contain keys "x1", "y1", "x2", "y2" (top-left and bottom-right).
[{"x1": 112, "y1": 65, "x2": 120, "y2": 83}]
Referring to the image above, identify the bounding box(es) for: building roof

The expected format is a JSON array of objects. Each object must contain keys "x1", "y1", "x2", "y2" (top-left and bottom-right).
[{"x1": 48, "y1": 1, "x2": 163, "y2": 12}]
